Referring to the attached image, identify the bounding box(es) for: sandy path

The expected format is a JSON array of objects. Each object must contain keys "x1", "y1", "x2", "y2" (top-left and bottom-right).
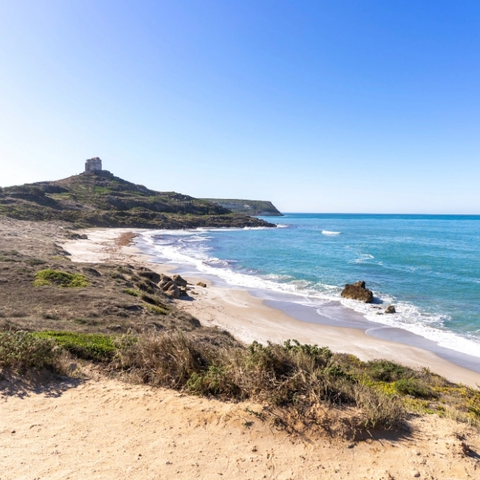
[{"x1": 1, "y1": 376, "x2": 479, "y2": 480}]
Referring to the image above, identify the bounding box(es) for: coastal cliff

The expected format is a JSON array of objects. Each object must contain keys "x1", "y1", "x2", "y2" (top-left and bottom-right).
[
  {"x1": 201, "y1": 198, "x2": 283, "y2": 216},
  {"x1": 0, "y1": 170, "x2": 275, "y2": 229}
]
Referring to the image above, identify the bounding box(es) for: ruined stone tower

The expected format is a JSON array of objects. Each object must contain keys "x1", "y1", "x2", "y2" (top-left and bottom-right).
[{"x1": 85, "y1": 157, "x2": 102, "y2": 173}]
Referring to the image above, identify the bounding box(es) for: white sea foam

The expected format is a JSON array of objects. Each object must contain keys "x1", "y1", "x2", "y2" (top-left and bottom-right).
[
  {"x1": 139, "y1": 230, "x2": 336, "y2": 300},
  {"x1": 353, "y1": 253, "x2": 374, "y2": 264},
  {"x1": 340, "y1": 297, "x2": 480, "y2": 359},
  {"x1": 322, "y1": 230, "x2": 341, "y2": 236}
]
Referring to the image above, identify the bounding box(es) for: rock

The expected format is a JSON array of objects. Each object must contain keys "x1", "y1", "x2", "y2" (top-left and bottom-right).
[
  {"x1": 172, "y1": 274, "x2": 187, "y2": 287},
  {"x1": 196, "y1": 281, "x2": 207, "y2": 288},
  {"x1": 385, "y1": 305, "x2": 396, "y2": 314},
  {"x1": 122, "y1": 305, "x2": 143, "y2": 312},
  {"x1": 179, "y1": 287, "x2": 188, "y2": 297},
  {"x1": 158, "y1": 274, "x2": 173, "y2": 290},
  {"x1": 68, "y1": 233, "x2": 88, "y2": 240},
  {"x1": 82, "y1": 267, "x2": 101, "y2": 277},
  {"x1": 341, "y1": 281, "x2": 374, "y2": 303},
  {"x1": 138, "y1": 267, "x2": 161, "y2": 284},
  {"x1": 164, "y1": 281, "x2": 180, "y2": 298}
]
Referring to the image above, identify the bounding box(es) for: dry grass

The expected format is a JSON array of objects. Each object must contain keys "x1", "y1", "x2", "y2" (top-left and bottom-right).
[
  {"x1": 114, "y1": 335, "x2": 407, "y2": 434},
  {"x1": 2, "y1": 327, "x2": 480, "y2": 437}
]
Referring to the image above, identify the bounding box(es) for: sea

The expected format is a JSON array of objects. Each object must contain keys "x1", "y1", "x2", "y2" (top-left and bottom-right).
[{"x1": 136, "y1": 214, "x2": 480, "y2": 371}]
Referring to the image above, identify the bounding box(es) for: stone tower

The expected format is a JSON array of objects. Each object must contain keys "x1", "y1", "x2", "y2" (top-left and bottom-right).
[{"x1": 85, "y1": 157, "x2": 102, "y2": 173}]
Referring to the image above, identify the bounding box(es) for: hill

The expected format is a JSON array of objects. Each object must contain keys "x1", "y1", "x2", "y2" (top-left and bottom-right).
[
  {"x1": 0, "y1": 170, "x2": 275, "y2": 229},
  {"x1": 201, "y1": 198, "x2": 283, "y2": 216}
]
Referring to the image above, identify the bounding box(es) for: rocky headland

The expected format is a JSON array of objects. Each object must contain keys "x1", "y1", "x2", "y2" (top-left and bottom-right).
[{"x1": 0, "y1": 170, "x2": 276, "y2": 229}]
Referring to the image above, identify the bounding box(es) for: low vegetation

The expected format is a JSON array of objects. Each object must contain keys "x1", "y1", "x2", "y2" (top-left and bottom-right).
[
  {"x1": 0, "y1": 331, "x2": 58, "y2": 371},
  {"x1": 33, "y1": 269, "x2": 89, "y2": 288},
  {"x1": 34, "y1": 331, "x2": 118, "y2": 361},
  {"x1": 2, "y1": 328, "x2": 479, "y2": 436}
]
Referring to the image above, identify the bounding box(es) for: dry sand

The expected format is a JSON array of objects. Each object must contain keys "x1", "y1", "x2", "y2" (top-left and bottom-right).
[
  {"x1": 2, "y1": 226, "x2": 480, "y2": 479},
  {"x1": 2, "y1": 375, "x2": 479, "y2": 480}
]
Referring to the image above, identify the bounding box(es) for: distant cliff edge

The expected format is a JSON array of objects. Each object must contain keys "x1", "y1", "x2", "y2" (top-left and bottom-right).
[{"x1": 202, "y1": 199, "x2": 283, "y2": 216}]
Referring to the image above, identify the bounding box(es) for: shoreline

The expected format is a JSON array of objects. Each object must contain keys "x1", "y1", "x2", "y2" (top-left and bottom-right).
[{"x1": 62, "y1": 228, "x2": 480, "y2": 387}]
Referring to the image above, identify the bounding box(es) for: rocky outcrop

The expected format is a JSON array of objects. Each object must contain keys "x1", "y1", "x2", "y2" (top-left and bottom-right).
[
  {"x1": 341, "y1": 281, "x2": 374, "y2": 303},
  {"x1": 385, "y1": 305, "x2": 396, "y2": 314},
  {"x1": 172, "y1": 274, "x2": 187, "y2": 287},
  {"x1": 158, "y1": 274, "x2": 188, "y2": 298},
  {"x1": 138, "y1": 267, "x2": 161, "y2": 284}
]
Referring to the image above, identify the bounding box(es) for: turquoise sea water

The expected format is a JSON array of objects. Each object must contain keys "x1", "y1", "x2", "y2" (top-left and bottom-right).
[{"x1": 138, "y1": 214, "x2": 480, "y2": 359}]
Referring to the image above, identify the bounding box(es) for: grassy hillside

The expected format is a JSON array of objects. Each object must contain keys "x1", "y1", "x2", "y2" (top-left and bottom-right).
[
  {"x1": 202, "y1": 198, "x2": 283, "y2": 216},
  {"x1": 0, "y1": 171, "x2": 275, "y2": 229}
]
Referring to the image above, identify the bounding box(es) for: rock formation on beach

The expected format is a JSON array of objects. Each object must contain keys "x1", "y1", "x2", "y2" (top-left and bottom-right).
[
  {"x1": 341, "y1": 280, "x2": 374, "y2": 303},
  {"x1": 0, "y1": 160, "x2": 275, "y2": 229}
]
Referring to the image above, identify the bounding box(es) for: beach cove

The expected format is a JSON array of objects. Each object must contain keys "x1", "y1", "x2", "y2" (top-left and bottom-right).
[
  {"x1": 62, "y1": 226, "x2": 480, "y2": 388},
  {"x1": 2, "y1": 219, "x2": 480, "y2": 480}
]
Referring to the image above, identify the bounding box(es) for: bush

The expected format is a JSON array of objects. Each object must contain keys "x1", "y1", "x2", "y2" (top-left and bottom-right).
[
  {"x1": 365, "y1": 359, "x2": 414, "y2": 382},
  {"x1": 124, "y1": 288, "x2": 140, "y2": 297},
  {"x1": 116, "y1": 332, "x2": 214, "y2": 388},
  {"x1": 394, "y1": 378, "x2": 437, "y2": 399},
  {"x1": 34, "y1": 269, "x2": 88, "y2": 288},
  {"x1": 26, "y1": 258, "x2": 47, "y2": 266},
  {"x1": 34, "y1": 331, "x2": 116, "y2": 361},
  {"x1": 0, "y1": 331, "x2": 58, "y2": 370}
]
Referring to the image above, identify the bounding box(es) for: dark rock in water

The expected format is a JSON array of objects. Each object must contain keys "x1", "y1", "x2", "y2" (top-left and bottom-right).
[
  {"x1": 341, "y1": 281, "x2": 374, "y2": 303},
  {"x1": 172, "y1": 274, "x2": 188, "y2": 287},
  {"x1": 385, "y1": 305, "x2": 396, "y2": 314}
]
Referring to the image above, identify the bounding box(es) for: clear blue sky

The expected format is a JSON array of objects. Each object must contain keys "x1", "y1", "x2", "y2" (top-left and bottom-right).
[{"x1": 1, "y1": 0, "x2": 479, "y2": 213}]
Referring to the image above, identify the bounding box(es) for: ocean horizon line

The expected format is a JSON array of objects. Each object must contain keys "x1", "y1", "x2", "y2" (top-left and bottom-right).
[{"x1": 276, "y1": 212, "x2": 480, "y2": 217}]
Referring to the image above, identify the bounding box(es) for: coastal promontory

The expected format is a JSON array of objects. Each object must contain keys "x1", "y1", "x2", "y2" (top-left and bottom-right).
[{"x1": 0, "y1": 160, "x2": 275, "y2": 229}]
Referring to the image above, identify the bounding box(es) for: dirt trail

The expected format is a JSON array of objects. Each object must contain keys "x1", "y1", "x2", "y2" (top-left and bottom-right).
[{"x1": 1, "y1": 376, "x2": 479, "y2": 480}]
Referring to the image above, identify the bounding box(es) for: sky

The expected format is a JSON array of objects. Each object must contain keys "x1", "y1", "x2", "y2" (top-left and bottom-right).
[{"x1": 1, "y1": 0, "x2": 479, "y2": 214}]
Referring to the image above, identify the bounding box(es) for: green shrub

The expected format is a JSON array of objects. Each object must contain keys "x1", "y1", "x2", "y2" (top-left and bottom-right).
[
  {"x1": 34, "y1": 269, "x2": 88, "y2": 287},
  {"x1": 187, "y1": 365, "x2": 240, "y2": 397},
  {"x1": 25, "y1": 258, "x2": 47, "y2": 266},
  {"x1": 124, "y1": 288, "x2": 140, "y2": 297},
  {"x1": 0, "y1": 331, "x2": 58, "y2": 370},
  {"x1": 34, "y1": 331, "x2": 116, "y2": 361},
  {"x1": 146, "y1": 304, "x2": 168, "y2": 315},
  {"x1": 365, "y1": 359, "x2": 414, "y2": 382},
  {"x1": 394, "y1": 378, "x2": 437, "y2": 399}
]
